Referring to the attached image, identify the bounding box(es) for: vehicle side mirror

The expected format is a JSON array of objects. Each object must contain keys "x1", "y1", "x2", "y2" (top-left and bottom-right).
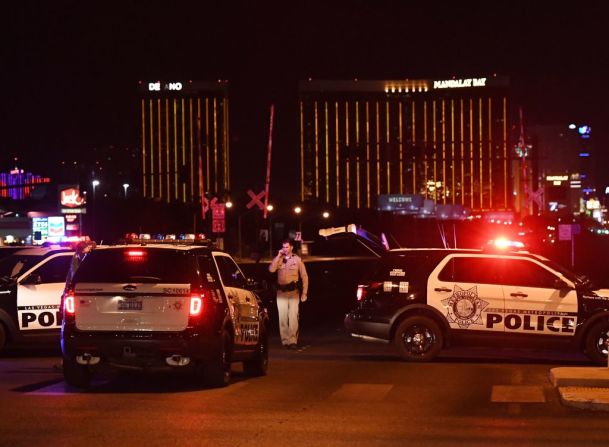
[
  {"x1": 22, "y1": 273, "x2": 42, "y2": 286},
  {"x1": 554, "y1": 278, "x2": 570, "y2": 290}
]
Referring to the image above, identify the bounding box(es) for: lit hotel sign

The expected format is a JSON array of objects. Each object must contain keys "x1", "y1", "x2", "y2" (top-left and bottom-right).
[
  {"x1": 148, "y1": 81, "x2": 183, "y2": 92},
  {"x1": 433, "y1": 78, "x2": 487, "y2": 89},
  {"x1": 546, "y1": 175, "x2": 569, "y2": 186}
]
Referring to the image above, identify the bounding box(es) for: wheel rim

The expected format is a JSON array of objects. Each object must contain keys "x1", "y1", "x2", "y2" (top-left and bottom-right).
[
  {"x1": 401, "y1": 324, "x2": 436, "y2": 357},
  {"x1": 594, "y1": 326, "x2": 609, "y2": 358}
]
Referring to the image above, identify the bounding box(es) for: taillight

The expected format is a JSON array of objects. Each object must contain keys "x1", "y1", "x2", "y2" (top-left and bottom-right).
[
  {"x1": 64, "y1": 294, "x2": 75, "y2": 315},
  {"x1": 125, "y1": 250, "x2": 146, "y2": 262},
  {"x1": 189, "y1": 293, "x2": 203, "y2": 316},
  {"x1": 356, "y1": 282, "x2": 383, "y2": 301}
]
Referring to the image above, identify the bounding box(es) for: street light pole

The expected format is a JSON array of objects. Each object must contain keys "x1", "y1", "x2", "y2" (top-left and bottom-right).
[
  {"x1": 238, "y1": 214, "x2": 243, "y2": 259},
  {"x1": 294, "y1": 206, "x2": 302, "y2": 240},
  {"x1": 91, "y1": 180, "x2": 100, "y2": 239},
  {"x1": 92, "y1": 180, "x2": 100, "y2": 200},
  {"x1": 266, "y1": 204, "x2": 274, "y2": 259},
  {"x1": 123, "y1": 183, "x2": 129, "y2": 198}
]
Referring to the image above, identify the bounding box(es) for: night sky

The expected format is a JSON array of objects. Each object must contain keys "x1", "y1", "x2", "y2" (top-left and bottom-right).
[{"x1": 3, "y1": 1, "x2": 609, "y2": 204}]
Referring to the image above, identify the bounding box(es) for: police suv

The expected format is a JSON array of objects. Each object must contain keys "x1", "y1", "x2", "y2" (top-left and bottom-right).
[
  {"x1": 0, "y1": 246, "x2": 74, "y2": 351},
  {"x1": 60, "y1": 237, "x2": 269, "y2": 388},
  {"x1": 341, "y1": 235, "x2": 609, "y2": 363}
]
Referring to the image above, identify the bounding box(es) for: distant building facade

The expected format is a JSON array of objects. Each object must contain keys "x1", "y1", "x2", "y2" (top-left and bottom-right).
[
  {"x1": 530, "y1": 123, "x2": 597, "y2": 216},
  {"x1": 0, "y1": 167, "x2": 50, "y2": 200},
  {"x1": 138, "y1": 80, "x2": 230, "y2": 203},
  {"x1": 298, "y1": 76, "x2": 512, "y2": 212}
]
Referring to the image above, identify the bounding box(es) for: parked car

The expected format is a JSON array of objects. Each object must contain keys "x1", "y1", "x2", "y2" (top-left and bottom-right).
[
  {"x1": 60, "y1": 238, "x2": 269, "y2": 388},
  {"x1": 0, "y1": 246, "x2": 74, "y2": 351},
  {"x1": 345, "y1": 239, "x2": 609, "y2": 363}
]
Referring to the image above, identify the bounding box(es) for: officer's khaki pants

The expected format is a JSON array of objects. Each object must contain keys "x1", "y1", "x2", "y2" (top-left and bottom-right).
[{"x1": 276, "y1": 292, "x2": 300, "y2": 345}]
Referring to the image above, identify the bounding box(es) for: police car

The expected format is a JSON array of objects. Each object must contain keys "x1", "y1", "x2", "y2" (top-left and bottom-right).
[
  {"x1": 341, "y1": 233, "x2": 609, "y2": 364},
  {"x1": 60, "y1": 236, "x2": 269, "y2": 388},
  {"x1": 0, "y1": 246, "x2": 74, "y2": 351}
]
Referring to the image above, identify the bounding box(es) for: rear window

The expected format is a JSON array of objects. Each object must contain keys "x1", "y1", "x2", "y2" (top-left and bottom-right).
[
  {"x1": 438, "y1": 256, "x2": 502, "y2": 284},
  {"x1": 72, "y1": 249, "x2": 196, "y2": 284}
]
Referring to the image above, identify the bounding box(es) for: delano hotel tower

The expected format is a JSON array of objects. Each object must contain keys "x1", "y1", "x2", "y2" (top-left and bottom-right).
[{"x1": 139, "y1": 80, "x2": 230, "y2": 203}]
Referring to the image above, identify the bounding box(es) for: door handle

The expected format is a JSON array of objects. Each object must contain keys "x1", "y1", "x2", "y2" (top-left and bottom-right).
[
  {"x1": 510, "y1": 292, "x2": 528, "y2": 298},
  {"x1": 434, "y1": 287, "x2": 452, "y2": 292}
]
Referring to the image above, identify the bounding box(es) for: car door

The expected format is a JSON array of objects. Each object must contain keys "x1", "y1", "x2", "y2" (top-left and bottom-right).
[
  {"x1": 428, "y1": 255, "x2": 505, "y2": 332},
  {"x1": 212, "y1": 252, "x2": 261, "y2": 346},
  {"x1": 500, "y1": 258, "x2": 578, "y2": 336},
  {"x1": 17, "y1": 253, "x2": 73, "y2": 331}
]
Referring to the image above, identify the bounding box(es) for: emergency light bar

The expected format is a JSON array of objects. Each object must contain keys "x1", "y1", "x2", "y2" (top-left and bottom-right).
[
  {"x1": 123, "y1": 233, "x2": 212, "y2": 247},
  {"x1": 486, "y1": 238, "x2": 525, "y2": 250},
  {"x1": 318, "y1": 224, "x2": 357, "y2": 238}
]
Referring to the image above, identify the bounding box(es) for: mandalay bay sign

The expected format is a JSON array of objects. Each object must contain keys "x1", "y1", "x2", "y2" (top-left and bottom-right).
[{"x1": 433, "y1": 78, "x2": 487, "y2": 89}]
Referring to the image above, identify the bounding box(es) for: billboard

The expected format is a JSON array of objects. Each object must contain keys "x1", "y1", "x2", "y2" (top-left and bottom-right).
[{"x1": 59, "y1": 185, "x2": 86, "y2": 214}]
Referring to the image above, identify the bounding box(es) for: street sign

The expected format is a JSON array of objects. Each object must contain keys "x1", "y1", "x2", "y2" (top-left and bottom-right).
[
  {"x1": 212, "y1": 219, "x2": 225, "y2": 233},
  {"x1": 558, "y1": 223, "x2": 580, "y2": 268},
  {"x1": 211, "y1": 203, "x2": 225, "y2": 220},
  {"x1": 211, "y1": 201, "x2": 225, "y2": 233},
  {"x1": 558, "y1": 224, "x2": 580, "y2": 241}
]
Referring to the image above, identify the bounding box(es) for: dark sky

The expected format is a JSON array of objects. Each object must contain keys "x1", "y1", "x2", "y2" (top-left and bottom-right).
[{"x1": 2, "y1": 1, "x2": 609, "y2": 202}]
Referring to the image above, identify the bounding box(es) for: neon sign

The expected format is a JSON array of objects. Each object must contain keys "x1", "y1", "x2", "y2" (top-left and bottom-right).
[
  {"x1": 148, "y1": 82, "x2": 183, "y2": 92},
  {"x1": 433, "y1": 78, "x2": 487, "y2": 89},
  {"x1": 60, "y1": 187, "x2": 85, "y2": 208}
]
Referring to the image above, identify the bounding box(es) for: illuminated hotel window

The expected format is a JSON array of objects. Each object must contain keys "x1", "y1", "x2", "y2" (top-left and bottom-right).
[
  {"x1": 139, "y1": 80, "x2": 230, "y2": 204},
  {"x1": 298, "y1": 77, "x2": 512, "y2": 212}
]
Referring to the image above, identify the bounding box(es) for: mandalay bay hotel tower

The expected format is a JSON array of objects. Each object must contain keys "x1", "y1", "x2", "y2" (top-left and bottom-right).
[{"x1": 298, "y1": 75, "x2": 513, "y2": 212}]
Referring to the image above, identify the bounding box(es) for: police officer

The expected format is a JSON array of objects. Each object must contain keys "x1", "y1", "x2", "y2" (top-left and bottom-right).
[{"x1": 268, "y1": 239, "x2": 308, "y2": 349}]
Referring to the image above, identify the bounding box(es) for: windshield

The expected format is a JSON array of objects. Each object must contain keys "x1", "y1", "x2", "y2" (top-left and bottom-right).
[
  {"x1": 538, "y1": 257, "x2": 588, "y2": 286},
  {"x1": 0, "y1": 255, "x2": 44, "y2": 280}
]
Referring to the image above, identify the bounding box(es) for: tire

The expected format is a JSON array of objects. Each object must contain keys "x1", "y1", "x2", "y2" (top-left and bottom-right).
[
  {"x1": 243, "y1": 329, "x2": 268, "y2": 377},
  {"x1": 393, "y1": 316, "x2": 443, "y2": 362},
  {"x1": 63, "y1": 358, "x2": 91, "y2": 388},
  {"x1": 584, "y1": 319, "x2": 609, "y2": 364},
  {"x1": 203, "y1": 329, "x2": 232, "y2": 388}
]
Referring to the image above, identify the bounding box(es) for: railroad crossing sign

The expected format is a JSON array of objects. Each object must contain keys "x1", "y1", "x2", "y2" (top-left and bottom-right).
[
  {"x1": 202, "y1": 197, "x2": 218, "y2": 215},
  {"x1": 246, "y1": 189, "x2": 266, "y2": 210}
]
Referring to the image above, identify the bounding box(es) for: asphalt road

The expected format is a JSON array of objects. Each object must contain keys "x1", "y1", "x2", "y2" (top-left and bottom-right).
[{"x1": 1, "y1": 328, "x2": 608, "y2": 447}]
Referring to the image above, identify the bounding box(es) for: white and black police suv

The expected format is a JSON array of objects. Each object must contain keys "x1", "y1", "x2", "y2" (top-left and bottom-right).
[
  {"x1": 344, "y1": 241, "x2": 609, "y2": 364},
  {"x1": 61, "y1": 237, "x2": 269, "y2": 388},
  {"x1": 0, "y1": 246, "x2": 74, "y2": 351}
]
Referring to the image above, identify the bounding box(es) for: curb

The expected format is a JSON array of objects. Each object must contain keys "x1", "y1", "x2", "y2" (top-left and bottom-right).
[
  {"x1": 558, "y1": 387, "x2": 609, "y2": 411},
  {"x1": 550, "y1": 367, "x2": 609, "y2": 411}
]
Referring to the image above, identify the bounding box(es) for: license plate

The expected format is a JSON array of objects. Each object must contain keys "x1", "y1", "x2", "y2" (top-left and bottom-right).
[{"x1": 118, "y1": 298, "x2": 143, "y2": 311}]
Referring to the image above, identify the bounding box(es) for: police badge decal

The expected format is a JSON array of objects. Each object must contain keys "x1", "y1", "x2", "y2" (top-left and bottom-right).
[{"x1": 441, "y1": 285, "x2": 489, "y2": 329}]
